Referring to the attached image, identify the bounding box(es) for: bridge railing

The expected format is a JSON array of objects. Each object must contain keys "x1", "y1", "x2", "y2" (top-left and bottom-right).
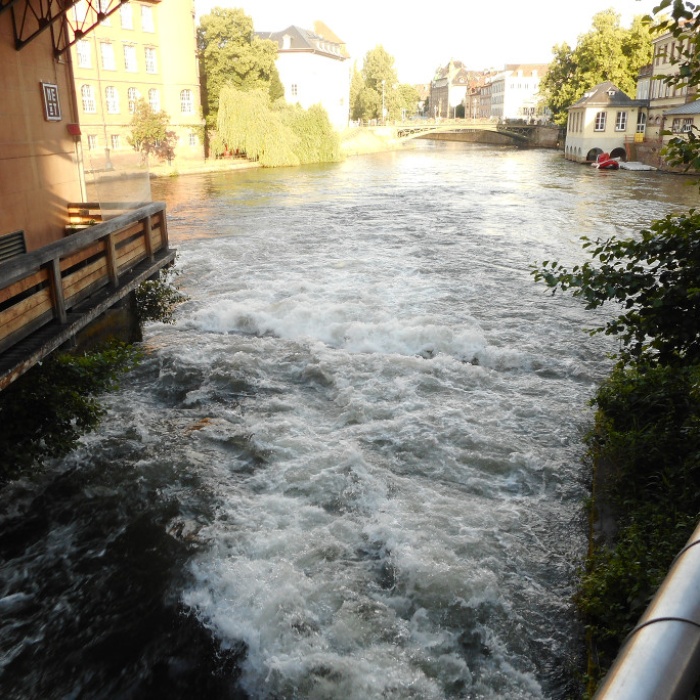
[{"x1": 0, "y1": 201, "x2": 169, "y2": 357}]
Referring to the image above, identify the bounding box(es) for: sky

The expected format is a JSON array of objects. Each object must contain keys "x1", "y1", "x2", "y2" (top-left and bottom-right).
[{"x1": 193, "y1": 0, "x2": 662, "y2": 84}]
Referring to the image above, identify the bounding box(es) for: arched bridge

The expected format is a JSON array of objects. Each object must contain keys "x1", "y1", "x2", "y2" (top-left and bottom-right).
[{"x1": 392, "y1": 119, "x2": 540, "y2": 143}]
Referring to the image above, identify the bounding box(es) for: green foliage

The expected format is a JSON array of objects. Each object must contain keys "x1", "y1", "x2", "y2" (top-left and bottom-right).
[
  {"x1": 577, "y1": 363, "x2": 700, "y2": 688},
  {"x1": 213, "y1": 86, "x2": 340, "y2": 167},
  {"x1": 352, "y1": 45, "x2": 412, "y2": 121},
  {"x1": 361, "y1": 45, "x2": 399, "y2": 93},
  {"x1": 128, "y1": 99, "x2": 177, "y2": 164},
  {"x1": 197, "y1": 7, "x2": 280, "y2": 128},
  {"x1": 0, "y1": 344, "x2": 141, "y2": 482},
  {"x1": 532, "y1": 210, "x2": 700, "y2": 367},
  {"x1": 135, "y1": 264, "x2": 188, "y2": 326},
  {"x1": 350, "y1": 64, "x2": 365, "y2": 121},
  {"x1": 541, "y1": 10, "x2": 654, "y2": 125}
]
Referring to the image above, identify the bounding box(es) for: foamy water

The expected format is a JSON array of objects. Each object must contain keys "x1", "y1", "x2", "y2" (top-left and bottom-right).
[{"x1": 3, "y1": 143, "x2": 695, "y2": 699}]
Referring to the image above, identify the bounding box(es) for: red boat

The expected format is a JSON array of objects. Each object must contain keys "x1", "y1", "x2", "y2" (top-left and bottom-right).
[{"x1": 592, "y1": 152, "x2": 620, "y2": 170}]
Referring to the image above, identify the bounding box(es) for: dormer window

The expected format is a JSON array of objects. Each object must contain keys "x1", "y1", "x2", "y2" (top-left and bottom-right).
[
  {"x1": 607, "y1": 89, "x2": 616, "y2": 96},
  {"x1": 282, "y1": 34, "x2": 291, "y2": 50}
]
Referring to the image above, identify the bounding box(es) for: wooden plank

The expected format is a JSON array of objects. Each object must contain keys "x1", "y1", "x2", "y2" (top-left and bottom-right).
[
  {"x1": 63, "y1": 257, "x2": 110, "y2": 304},
  {"x1": 0, "y1": 289, "x2": 53, "y2": 341},
  {"x1": 0, "y1": 269, "x2": 48, "y2": 306},
  {"x1": 114, "y1": 221, "x2": 144, "y2": 248},
  {"x1": 60, "y1": 240, "x2": 105, "y2": 272},
  {"x1": 116, "y1": 238, "x2": 147, "y2": 271}
]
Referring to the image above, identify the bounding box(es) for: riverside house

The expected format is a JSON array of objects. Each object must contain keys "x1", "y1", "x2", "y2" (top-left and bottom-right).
[{"x1": 564, "y1": 81, "x2": 646, "y2": 163}]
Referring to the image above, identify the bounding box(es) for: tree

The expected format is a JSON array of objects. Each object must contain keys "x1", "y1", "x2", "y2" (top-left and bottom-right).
[
  {"x1": 532, "y1": 211, "x2": 700, "y2": 368},
  {"x1": 197, "y1": 8, "x2": 281, "y2": 128},
  {"x1": 541, "y1": 43, "x2": 581, "y2": 124},
  {"x1": 213, "y1": 86, "x2": 340, "y2": 167},
  {"x1": 127, "y1": 99, "x2": 177, "y2": 164},
  {"x1": 349, "y1": 64, "x2": 365, "y2": 121},
  {"x1": 541, "y1": 10, "x2": 653, "y2": 125}
]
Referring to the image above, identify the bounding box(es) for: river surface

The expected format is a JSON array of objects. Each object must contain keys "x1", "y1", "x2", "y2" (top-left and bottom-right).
[{"x1": 1, "y1": 142, "x2": 698, "y2": 699}]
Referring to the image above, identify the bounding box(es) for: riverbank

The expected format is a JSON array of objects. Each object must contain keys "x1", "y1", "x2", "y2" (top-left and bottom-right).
[{"x1": 147, "y1": 127, "x2": 403, "y2": 179}]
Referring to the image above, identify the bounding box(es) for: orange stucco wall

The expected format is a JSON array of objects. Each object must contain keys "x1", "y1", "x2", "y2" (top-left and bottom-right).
[{"x1": 0, "y1": 11, "x2": 83, "y2": 251}]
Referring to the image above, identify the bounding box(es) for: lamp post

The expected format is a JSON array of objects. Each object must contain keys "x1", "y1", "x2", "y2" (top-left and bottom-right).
[{"x1": 382, "y1": 79, "x2": 386, "y2": 125}]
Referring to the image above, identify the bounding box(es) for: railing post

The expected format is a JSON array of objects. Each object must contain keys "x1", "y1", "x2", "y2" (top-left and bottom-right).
[
  {"x1": 159, "y1": 207, "x2": 169, "y2": 249},
  {"x1": 48, "y1": 257, "x2": 67, "y2": 324},
  {"x1": 105, "y1": 232, "x2": 119, "y2": 287},
  {"x1": 143, "y1": 216, "x2": 154, "y2": 261}
]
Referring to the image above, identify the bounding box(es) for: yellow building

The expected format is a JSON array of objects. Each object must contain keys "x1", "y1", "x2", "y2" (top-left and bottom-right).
[{"x1": 71, "y1": 0, "x2": 204, "y2": 172}]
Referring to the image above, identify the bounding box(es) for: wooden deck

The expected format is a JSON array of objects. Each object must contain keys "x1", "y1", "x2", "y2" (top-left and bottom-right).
[{"x1": 0, "y1": 201, "x2": 176, "y2": 390}]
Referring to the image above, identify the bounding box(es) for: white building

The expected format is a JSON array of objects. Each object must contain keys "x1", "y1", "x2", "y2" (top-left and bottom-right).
[
  {"x1": 489, "y1": 64, "x2": 549, "y2": 121},
  {"x1": 258, "y1": 24, "x2": 350, "y2": 130},
  {"x1": 565, "y1": 81, "x2": 645, "y2": 163}
]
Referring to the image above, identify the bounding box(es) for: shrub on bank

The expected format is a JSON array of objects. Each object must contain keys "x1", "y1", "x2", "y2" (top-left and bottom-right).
[
  {"x1": 579, "y1": 363, "x2": 700, "y2": 691},
  {"x1": 532, "y1": 211, "x2": 700, "y2": 695}
]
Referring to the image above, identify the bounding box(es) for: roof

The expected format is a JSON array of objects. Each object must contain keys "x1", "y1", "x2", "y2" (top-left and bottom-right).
[
  {"x1": 568, "y1": 81, "x2": 645, "y2": 110},
  {"x1": 665, "y1": 100, "x2": 700, "y2": 116},
  {"x1": 257, "y1": 25, "x2": 348, "y2": 60}
]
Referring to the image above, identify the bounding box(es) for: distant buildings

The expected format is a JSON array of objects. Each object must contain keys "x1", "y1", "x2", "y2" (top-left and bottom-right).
[
  {"x1": 257, "y1": 23, "x2": 351, "y2": 130},
  {"x1": 429, "y1": 61, "x2": 549, "y2": 122},
  {"x1": 489, "y1": 64, "x2": 550, "y2": 121},
  {"x1": 630, "y1": 25, "x2": 699, "y2": 168},
  {"x1": 564, "y1": 25, "x2": 700, "y2": 169},
  {"x1": 71, "y1": 0, "x2": 204, "y2": 171},
  {"x1": 430, "y1": 61, "x2": 471, "y2": 118}
]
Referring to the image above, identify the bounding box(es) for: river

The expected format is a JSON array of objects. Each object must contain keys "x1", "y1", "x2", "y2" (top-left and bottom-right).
[{"x1": 1, "y1": 142, "x2": 697, "y2": 699}]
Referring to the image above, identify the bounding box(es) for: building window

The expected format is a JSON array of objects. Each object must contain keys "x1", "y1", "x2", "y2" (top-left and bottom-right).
[
  {"x1": 105, "y1": 86, "x2": 119, "y2": 114},
  {"x1": 76, "y1": 39, "x2": 91, "y2": 68},
  {"x1": 73, "y1": 1, "x2": 88, "y2": 24},
  {"x1": 81, "y1": 84, "x2": 96, "y2": 113},
  {"x1": 100, "y1": 42, "x2": 115, "y2": 70},
  {"x1": 110, "y1": 134, "x2": 120, "y2": 150},
  {"x1": 148, "y1": 88, "x2": 160, "y2": 112},
  {"x1": 683, "y1": 118, "x2": 694, "y2": 132},
  {"x1": 87, "y1": 134, "x2": 98, "y2": 150},
  {"x1": 180, "y1": 89, "x2": 193, "y2": 114},
  {"x1": 189, "y1": 133, "x2": 197, "y2": 147},
  {"x1": 128, "y1": 87, "x2": 139, "y2": 113},
  {"x1": 636, "y1": 112, "x2": 647, "y2": 133},
  {"x1": 144, "y1": 47, "x2": 157, "y2": 74},
  {"x1": 615, "y1": 111, "x2": 627, "y2": 131},
  {"x1": 291, "y1": 83, "x2": 298, "y2": 96},
  {"x1": 594, "y1": 111, "x2": 607, "y2": 131},
  {"x1": 98, "y1": 0, "x2": 111, "y2": 25},
  {"x1": 123, "y1": 44, "x2": 137, "y2": 71},
  {"x1": 141, "y1": 5, "x2": 154, "y2": 32},
  {"x1": 120, "y1": 3, "x2": 133, "y2": 29}
]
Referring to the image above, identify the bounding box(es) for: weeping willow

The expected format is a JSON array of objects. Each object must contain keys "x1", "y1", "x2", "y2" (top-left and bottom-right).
[{"x1": 213, "y1": 86, "x2": 340, "y2": 167}]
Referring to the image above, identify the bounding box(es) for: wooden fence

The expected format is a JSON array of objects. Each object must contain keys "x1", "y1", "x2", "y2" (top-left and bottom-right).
[{"x1": 0, "y1": 201, "x2": 176, "y2": 389}]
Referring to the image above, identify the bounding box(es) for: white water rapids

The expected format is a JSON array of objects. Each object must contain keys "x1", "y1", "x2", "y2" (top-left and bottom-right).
[{"x1": 2, "y1": 142, "x2": 697, "y2": 700}]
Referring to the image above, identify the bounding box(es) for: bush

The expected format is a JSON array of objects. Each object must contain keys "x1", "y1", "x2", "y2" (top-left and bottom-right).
[{"x1": 0, "y1": 344, "x2": 141, "y2": 482}]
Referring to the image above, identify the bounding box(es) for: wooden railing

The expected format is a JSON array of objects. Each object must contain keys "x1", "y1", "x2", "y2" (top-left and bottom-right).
[{"x1": 0, "y1": 202, "x2": 170, "y2": 356}]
